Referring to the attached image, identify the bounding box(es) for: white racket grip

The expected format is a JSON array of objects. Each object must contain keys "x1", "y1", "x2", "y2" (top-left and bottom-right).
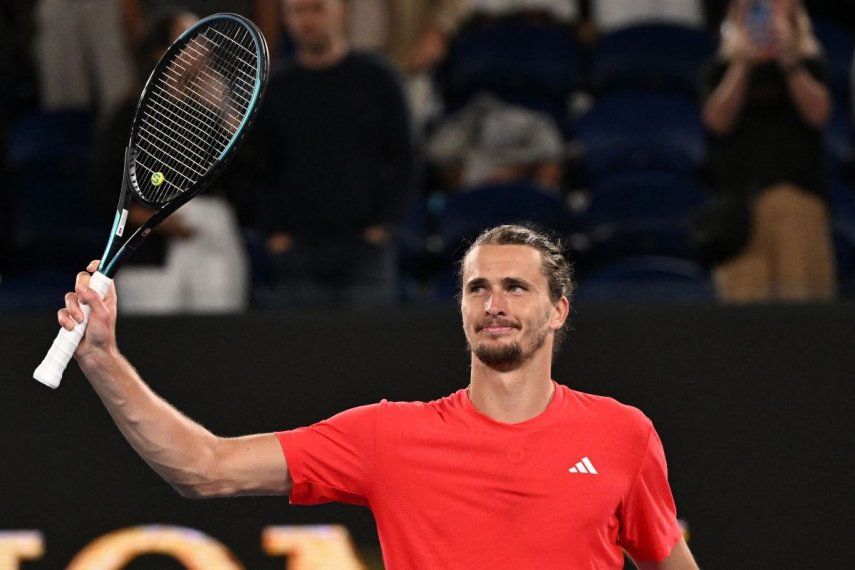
[{"x1": 33, "y1": 271, "x2": 113, "y2": 389}]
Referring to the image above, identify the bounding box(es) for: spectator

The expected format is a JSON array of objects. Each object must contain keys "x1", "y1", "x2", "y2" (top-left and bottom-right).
[
  {"x1": 257, "y1": 0, "x2": 414, "y2": 308},
  {"x1": 90, "y1": 10, "x2": 251, "y2": 314},
  {"x1": 345, "y1": 0, "x2": 469, "y2": 130},
  {"x1": 427, "y1": 94, "x2": 564, "y2": 191},
  {"x1": 33, "y1": 0, "x2": 135, "y2": 118},
  {"x1": 700, "y1": 0, "x2": 835, "y2": 303}
]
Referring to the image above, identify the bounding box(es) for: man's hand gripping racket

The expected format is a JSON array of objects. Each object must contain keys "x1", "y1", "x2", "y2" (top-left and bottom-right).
[{"x1": 34, "y1": 13, "x2": 269, "y2": 388}]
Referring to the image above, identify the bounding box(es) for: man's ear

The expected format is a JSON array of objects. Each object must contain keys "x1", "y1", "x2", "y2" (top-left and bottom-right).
[{"x1": 551, "y1": 296, "x2": 570, "y2": 330}]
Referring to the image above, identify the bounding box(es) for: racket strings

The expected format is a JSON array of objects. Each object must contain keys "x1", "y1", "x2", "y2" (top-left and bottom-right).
[{"x1": 132, "y1": 18, "x2": 259, "y2": 205}]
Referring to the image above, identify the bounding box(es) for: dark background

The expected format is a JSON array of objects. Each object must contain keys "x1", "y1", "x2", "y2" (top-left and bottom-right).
[{"x1": 2, "y1": 303, "x2": 854, "y2": 568}]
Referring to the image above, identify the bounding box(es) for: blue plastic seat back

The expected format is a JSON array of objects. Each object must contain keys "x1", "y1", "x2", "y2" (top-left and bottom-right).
[
  {"x1": 440, "y1": 21, "x2": 580, "y2": 118},
  {"x1": 576, "y1": 255, "x2": 714, "y2": 303},
  {"x1": 593, "y1": 24, "x2": 716, "y2": 95},
  {"x1": 6, "y1": 111, "x2": 104, "y2": 267},
  {"x1": 580, "y1": 170, "x2": 707, "y2": 228},
  {"x1": 435, "y1": 182, "x2": 573, "y2": 255},
  {"x1": 7, "y1": 110, "x2": 93, "y2": 173},
  {"x1": 812, "y1": 17, "x2": 854, "y2": 108},
  {"x1": 574, "y1": 91, "x2": 705, "y2": 179}
]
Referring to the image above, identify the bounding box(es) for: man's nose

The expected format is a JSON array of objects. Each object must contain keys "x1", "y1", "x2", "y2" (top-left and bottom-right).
[{"x1": 484, "y1": 291, "x2": 507, "y2": 315}]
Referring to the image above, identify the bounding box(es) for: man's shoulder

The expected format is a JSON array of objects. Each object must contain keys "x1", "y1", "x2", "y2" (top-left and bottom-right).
[
  {"x1": 376, "y1": 390, "x2": 461, "y2": 416},
  {"x1": 561, "y1": 386, "x2": 653, "y2": 434}
]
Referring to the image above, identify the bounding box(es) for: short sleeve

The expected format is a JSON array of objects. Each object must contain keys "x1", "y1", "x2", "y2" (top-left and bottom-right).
[
  {"x1": 617, "y1": 424, "x2": 683, "y2": 562},
  {"x1": 276, "y1": 404, "x2": 378, "y2": 507}
]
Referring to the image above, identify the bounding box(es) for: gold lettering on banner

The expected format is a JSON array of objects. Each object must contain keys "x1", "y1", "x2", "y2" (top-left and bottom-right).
[
  {"x1": 262, "y1": 525, "x2": 365, "y2": 570},
  {"x1": 0, "y1": 531, "x2": 44, "y2": 570},
  {"x1": 67, "y1": 525, "x2": 243, "y2": 570}
]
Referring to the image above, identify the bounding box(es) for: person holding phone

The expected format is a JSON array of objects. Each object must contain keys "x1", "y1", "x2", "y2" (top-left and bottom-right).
[{"x1": 700, "y1": 0, "x2": 835, "y2": 303}]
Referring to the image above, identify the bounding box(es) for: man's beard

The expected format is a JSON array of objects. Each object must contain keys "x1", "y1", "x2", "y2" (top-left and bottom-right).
[
  {"x1": 470, "y1": 325, "x2": 548, "y2": 371},
  {"x1": 473, "y1": 341, "x2": 524, "y2": 369}
]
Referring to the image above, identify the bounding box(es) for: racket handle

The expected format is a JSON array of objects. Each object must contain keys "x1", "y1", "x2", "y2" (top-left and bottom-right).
[{"x1": 33, "y1": 271, "x2": 113, "y2": 389}]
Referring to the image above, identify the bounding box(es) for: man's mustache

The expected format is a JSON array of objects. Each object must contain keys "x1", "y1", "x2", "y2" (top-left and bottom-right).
[{"x1": 475, "y1": 319, "x2": 520, "y2": 332}]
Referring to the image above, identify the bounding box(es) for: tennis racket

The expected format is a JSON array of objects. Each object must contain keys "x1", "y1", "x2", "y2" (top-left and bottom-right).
[{"x1": 33, "y1": 13, "x2": 269, "y2": 388}]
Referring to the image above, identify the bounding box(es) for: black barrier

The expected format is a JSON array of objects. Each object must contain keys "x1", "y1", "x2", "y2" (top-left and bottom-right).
[{"x1": 2, "y1": 304, "x2": 854, "y2": 568}]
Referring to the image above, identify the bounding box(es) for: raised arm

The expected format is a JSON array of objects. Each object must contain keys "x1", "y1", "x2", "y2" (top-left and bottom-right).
[
  {"x1": 635, "y1": 538, "x2": 698, "y2": 570},
  {"x1": 58, "y1": 261, "x2": 291, "y2": 499}
]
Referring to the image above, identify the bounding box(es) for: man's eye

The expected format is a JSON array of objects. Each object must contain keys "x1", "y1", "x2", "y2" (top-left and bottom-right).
[{"x1": 508, "y1": 285, "x2": 525, "y2": 293}]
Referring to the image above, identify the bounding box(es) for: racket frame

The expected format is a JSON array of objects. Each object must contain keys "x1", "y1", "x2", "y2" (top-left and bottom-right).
[{"x1": 98, "y1": 12, "x2": 269, "y2": 278}]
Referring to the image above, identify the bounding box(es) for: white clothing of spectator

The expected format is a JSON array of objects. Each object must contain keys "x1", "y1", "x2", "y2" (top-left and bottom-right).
[
  {"x1": 115, "y1": 197, "x2": 249, "y2": 314},
  {"x1": 591, "y1": 0, "x2": 704, "y2": 33},
  {"x1": 467, "y1": 0, "x2": 579, "y2": 24}
]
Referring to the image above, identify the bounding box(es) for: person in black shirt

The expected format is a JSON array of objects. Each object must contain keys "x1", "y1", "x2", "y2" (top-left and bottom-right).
[
  {"x1": 257, "y1": 0, "x2": 414, "y2": 308},
  {"x1": 701, "y1": 0, "x2": 836, "y2": 303}
]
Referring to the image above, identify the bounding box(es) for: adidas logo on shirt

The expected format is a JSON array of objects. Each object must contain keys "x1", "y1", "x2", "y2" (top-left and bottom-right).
[{"x1": 568, "y1": 456, "x2": 598, "y2": 475}]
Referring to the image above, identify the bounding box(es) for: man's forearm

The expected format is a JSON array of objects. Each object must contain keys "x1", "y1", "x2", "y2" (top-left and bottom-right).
[
  {"x1": 785, "y1": 65, "x2": 831, "y2": 128},
  {"x1": 79, "y1": 348, "x2": 220, "y2": 497},
  {"x1": 702, "y1": 61, "x2": 751, "y2": 136}
]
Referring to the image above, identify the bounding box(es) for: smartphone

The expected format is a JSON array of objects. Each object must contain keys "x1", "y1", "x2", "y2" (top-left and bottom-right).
[{"x1": 746, "y1": 0, "x2": 773, "y2": 47}]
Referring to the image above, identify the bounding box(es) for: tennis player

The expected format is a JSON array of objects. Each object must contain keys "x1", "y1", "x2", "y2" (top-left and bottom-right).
[{"x1": 59, "y1": 224, "x2": 698, "y2": 568}]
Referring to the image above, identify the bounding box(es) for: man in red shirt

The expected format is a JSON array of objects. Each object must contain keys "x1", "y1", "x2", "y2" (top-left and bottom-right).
[{"x1": 62, "y1": 224, "x2": 698, "y2": 568}]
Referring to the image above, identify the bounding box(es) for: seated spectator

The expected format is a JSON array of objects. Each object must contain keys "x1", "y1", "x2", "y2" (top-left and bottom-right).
[
  {"x1": 427, "y1": 94, "x2": 564, "y2": 192},
  {"x1": 90, "y1": 10, "x2": 251, "y2": 314},
  {"x1": 257, "y1": 0, "x2": 414, "y2": 309},
  {"x1": 700, "y1": 0, "x2": 836, "y2": 303}
]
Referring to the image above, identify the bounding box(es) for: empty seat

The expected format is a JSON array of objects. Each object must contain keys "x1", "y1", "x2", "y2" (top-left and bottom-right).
[
  {"x1": 574, "y1": 91, "x2": 705, "y2": 179},
  {"x1": 593, "y1": 24, "x2": 716, "y2": 96},
  {"x1": 434, "y1": 181, "x2": 574, "y2": 256},
  {"x1": 438, "y1": 21, "x2": 580, "y2": 121},
  {"x1": 576, "y1": 255, "x2": 714, "y2": 303}
]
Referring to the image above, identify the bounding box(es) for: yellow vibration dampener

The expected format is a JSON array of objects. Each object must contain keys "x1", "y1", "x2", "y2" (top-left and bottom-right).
[{"x1": 151, "y1": 172, "x2": 165, "y2": 187}]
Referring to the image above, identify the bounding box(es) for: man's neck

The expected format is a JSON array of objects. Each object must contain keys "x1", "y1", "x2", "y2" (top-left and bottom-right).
[
  {"x1": 297, "y1": 39, "x2": 349, "y2": 69},
  {"x1": 467, "y1": 350, "x2": 555, "y2": 424}
]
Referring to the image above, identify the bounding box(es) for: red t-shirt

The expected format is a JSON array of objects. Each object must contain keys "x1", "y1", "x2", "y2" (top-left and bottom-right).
[{"x1": 276, "y1": 382, "x2": 682, "y2": 568}]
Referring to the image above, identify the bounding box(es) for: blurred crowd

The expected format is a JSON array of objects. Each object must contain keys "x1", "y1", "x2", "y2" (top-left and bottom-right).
[{"x1": 1, "y1": 0, "x2": 854, "y2": 313}]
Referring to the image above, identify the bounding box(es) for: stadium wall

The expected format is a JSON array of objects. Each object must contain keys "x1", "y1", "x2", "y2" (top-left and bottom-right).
[{"x1": 2, "y1": 304, "x2": 853, "y2": 568}]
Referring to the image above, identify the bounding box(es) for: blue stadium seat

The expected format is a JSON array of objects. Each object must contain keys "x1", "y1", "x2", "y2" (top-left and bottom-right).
[
  {"x1": 571, "y1": 171, "x2": 707, "y2": 269},
  {"x1": 832, "y1": 180, "x2": 855, "y2": 298},
  {"x1": 829, "y1": 179, "x2": 855, "y2": 228},
  {"x1": 580, "y1": 171, "x2": 707, "y2": 227},
  {"x1": 575, "y1": 255, "x2": 714, "y2": 304},
  {"x1": 396, "y1": 195, "x2": 437, "y2": 302},
  {"x1": 434, "y1": 182, "x2": 574, "y2": 255},
  {"x1": 574, "y1": 91, "x2": 705, "y2": 179},
  {"x1": 6, "y1": 111, "x2": 103, "y2": 269},
  {"x1": 812, "y1": 17, "x2": 854, "y2": 107},
  {"x1": 438, "y1": 21, "x2": 580, "y2": 121},
  {"x1": 825, "y1": 107, "x2": 853, "y2": 176},
  {"x1": 592, "y1": 24, "x2": 716, "y2": 96},
  {"x1": 0, "y1": 268, "x2": 74, "y2": 313},
  {"x1": 7, "y1": 110, "x2": 93, "y2": 174}
]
